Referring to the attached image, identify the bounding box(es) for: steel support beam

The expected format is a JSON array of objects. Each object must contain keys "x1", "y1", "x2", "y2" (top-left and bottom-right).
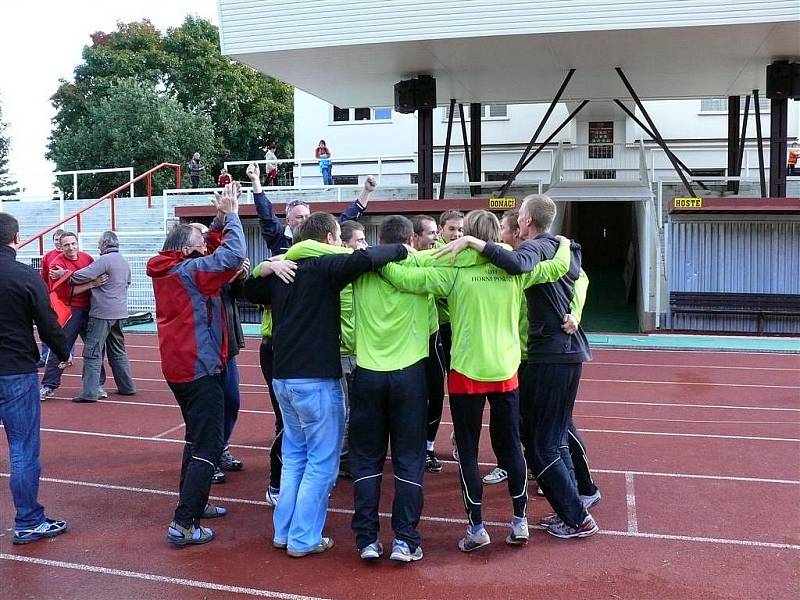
[
  {"x1": 769, "y1": 98, "x2": 788, "y2": 198},
  {"x1": 439, "y1": 99, "x2": 457, "y2": 200},
  {"x1": 469, "y1": 103, "x2": 482, "y2": 196},
  {"x1": 615, "y1": 67, "x2": 695, "y2": 197},
  {"x1": 498, "y1": 69, "x2": 575, "y2": 197},
  {"x1": 752, "y1": 90, "x2": 767, "y2": 198},
  {"x1": 458, "y1": 103, "x2": 472, "y2": 182},
  {"x1": 727, "y1": 96, "x2": 741, "y2": 192},
  {"x1": 733, "y1": 95, "x2": 750, "y2": 194},
  {"x1": 519, "y1": 100, "x2": 591, "y2": 172},
  {"x1": 417, "y1": 108, "x2": 434, "y2": 200}
]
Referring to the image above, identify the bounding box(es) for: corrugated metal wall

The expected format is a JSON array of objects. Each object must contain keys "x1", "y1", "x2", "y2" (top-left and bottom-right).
[{"x1": 668, "y1": 216, "x2": 800, "y2": 333}]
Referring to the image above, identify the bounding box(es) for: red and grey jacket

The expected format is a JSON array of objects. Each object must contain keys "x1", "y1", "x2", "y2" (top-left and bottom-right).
[{"x1": 146, "y1": 213, "x2": 247, "y2": 383}]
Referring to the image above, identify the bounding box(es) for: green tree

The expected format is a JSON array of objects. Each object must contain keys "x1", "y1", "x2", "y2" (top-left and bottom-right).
[
  {"x1": 49, "y1": 79, "x2": 217, "y2": 197},
  {"x1": 48, "y1": 17, "x2": 293, "y2": 198},
  {"x1": 0, "y1": 100, "x2": 20, "y2": 198}
]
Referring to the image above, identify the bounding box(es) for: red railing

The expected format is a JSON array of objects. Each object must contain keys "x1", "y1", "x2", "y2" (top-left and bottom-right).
[{"x1": 18, "y1": 163, "x2": 181, "y2": 254}]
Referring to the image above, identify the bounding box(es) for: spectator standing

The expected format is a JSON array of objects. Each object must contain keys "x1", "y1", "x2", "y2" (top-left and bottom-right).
[
  {"x1": 146, "y1": 183, "x2": 247, "y2": 546},
  {"x1": 188, "y1": 152, "x2": 205, "y2": 189},
  {"x1": 265, "y1": 143, "x2": 279, "y2": 186},
  {"x1": 0, "y1": 213, "x2": 70, "y2": 544},
  {"x1": 789, "y1": 142, "x2": 799, "y2": 176},
  {"x1": 69, "y1": 231, "x2": 136, "y2": 403},
  {"x1": 218, "y1": 169, "x2": 232, "y2": 187},
  {"x1": 316, "y1": 140, "x2": 333, "y2": 185},
  {"x1": 37, "y1": 229, "x2": 65, "y2": 367}
]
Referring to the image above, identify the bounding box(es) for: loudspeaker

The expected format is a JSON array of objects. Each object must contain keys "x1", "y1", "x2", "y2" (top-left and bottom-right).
[
  {"x1": 766, "y1": 61, "x2": 800, "y2": 100},
  {"x1": 394, "y1": 75, "x2": 437, "y2": 113},
  {"x1": 394, "y1": 79, "x2": 416, "y2": 114}
]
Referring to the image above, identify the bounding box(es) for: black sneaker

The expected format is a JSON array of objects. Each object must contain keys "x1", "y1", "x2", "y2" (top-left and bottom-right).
[
  {"x1": 14, "y1": 518, "x2": 68, "y2": 545},
  {"x1": 211, "y1": 467, "x2": 226, "y2": 484},
  {"x1": 219, "y1": 447, "x2": 243, "y2": 471},
  {"x1": 425, "y1": 450, "x2": 442, "y2": 473}
]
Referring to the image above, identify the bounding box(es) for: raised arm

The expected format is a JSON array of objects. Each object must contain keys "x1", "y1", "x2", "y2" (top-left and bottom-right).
[
  {"x1": 247, "y1": 162, "x2": 284, "y2": 255},
  {"x1": 338, "y1": 176, "x2": 376, "y2": 222}
]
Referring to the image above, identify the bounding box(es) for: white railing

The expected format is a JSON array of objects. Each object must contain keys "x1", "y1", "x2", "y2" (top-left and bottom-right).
[
  {"x1": 556, "y1": 143, "x2": 644, "y2": 181},
  {"x1": 649, "y1": 147, "x2": 770, "y2": 182},
  {"x1": 54, "y1": 167, "x2": 135, "y2": 203}
]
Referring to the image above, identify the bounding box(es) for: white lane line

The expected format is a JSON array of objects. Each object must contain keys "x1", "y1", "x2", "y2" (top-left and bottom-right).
[
  {"x1": 581, "y1": 429, "x2": 800, "y2": 443},
  {"x1": 151, "y1": 423, "x2": 185, "y2": 439},
  {"x1": 594, "y1": 469, "x2": 799, "y2": 485},
  {"x1": 578, "y1": 400, "x2": 800, "y2": 413},
  {"x1": 0, "y1": 554, "x2": 333, "y2": 600},
  {"x1": 5, "y1": 474, "x2": 799, "y2": 552},
  {"x1": 589, "y1": 361, "x2": 800, "y2": 372},
  {"x1": 583, "y1": 378, "x2": 800, "y2": 390},
  {"x1": 577, "y1": 416, "x2": 798, "y2": 426},
  {"x1": 625, "y1": 473, "x2": 639, "y2": 534}
]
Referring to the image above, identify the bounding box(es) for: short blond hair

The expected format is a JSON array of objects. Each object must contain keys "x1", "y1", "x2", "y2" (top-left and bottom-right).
[
  {"x1": 463, "y1": 210, "x2": 501, "y2": 242},
  {"x1": 519, "y1": 194, "x2": 556, "y2": 232}
]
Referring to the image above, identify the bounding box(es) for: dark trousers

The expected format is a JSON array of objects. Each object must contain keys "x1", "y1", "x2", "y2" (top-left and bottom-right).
[
  {"x1": 41, "y1": 306, "x2": 105, "y2": 390},
  {"x1": 450, "y1": 390, "x2": 528, "y2": 526},
  {"x1": 259, "y1": 340, "x2": 283, "y2": 490},
  {"x1": 221, "y1": 356, "x2": 240, "y2": 446},
  {"x1": 168, "y1": 374, "x2": 225, "y2": 528},
  {"x1": 190, "y1": 175, "x2": 200, "y2": 188},
  {"x1": 439, "y1": 323, "x2": 452, "y2": 371},
  {"x1": 522, "y1": 362, "x2": 587, "y2": 528},
  {"x1": 424, "y1": 332, "x2": 446, "y2": 444},
  {"x1": 350, "y1": 360, "x2": 427, "y2": 552}
]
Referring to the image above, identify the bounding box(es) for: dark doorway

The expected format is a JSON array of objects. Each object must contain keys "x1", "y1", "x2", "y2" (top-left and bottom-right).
[{"x1": 565, "y1": 201, "x2": 639, "y2": 333}]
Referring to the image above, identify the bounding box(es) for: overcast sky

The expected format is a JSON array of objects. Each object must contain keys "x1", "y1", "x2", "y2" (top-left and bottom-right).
[{"x1": 0, "y1": 0, "x2": 219, "y2": 196}]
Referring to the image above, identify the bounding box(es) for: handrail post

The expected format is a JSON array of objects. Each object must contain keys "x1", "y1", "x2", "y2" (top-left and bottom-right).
[
  {"x1": 76, "y1": 213, "x2": 82, "y2": 233},
  {"x1": 377, "y1": 157, "x2": 383, "y2": 185},
  {"x1": 38, "y1": 237, "x2": 44, "y2": 255},
  {"x1": 175, "y1": 165, "x2": 181, "y2": 190},
  {"x1": 147, "y1": 174, "x2": 153, "y2": 208},
  {"x1": 73, "y1": 173, "x2": 78, "y2": 203},
  {"x1": 110, "y1": 195, "x2": 116, "y2": 231}
]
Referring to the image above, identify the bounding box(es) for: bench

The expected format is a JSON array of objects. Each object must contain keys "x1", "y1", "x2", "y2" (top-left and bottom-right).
[{"x1": 669, "y1": 292, "x2": 800, "y2": 334}]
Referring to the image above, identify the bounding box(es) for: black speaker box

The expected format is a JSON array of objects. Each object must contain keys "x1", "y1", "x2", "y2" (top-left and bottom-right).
[
  {"x1": 394, "y1": 75, "x2": 437, "y2": 113},
  {"x1": 394, "y1": 79, "x2": 416, "y2": 114},
  {"x1": 766, "y1": 61, "x2": 800, "y2": 100},
  {"x1": 415, "y1": 75, "x2": 437, "y2": 110}
]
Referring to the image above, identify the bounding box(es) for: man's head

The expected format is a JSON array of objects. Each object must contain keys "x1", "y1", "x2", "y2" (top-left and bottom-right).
[
  {"x1": 162, "y1": 224, "x2": 207, "y2": 257},
  {"x1": 286, "y1": 199, "x2": 311, "y2": 232},
  {"x1": 52, "y1": 228, "x2": 65, "y2": 249},
  {"x1": 463, "y1": 210, "x2": 501, "y2": 243},
  {"x1": 297, "y1": 212, "x2": 341, "y2": 246},
  {"x1": 340, "y1": 220, "x2": 366, "y2": 250},
  {"x1": 500, "y1": 209, "x2": 521, "y2": 248},
  {"x1": 517, "y1": 194, "x2": 556, "y2": 239},
  {"x1": 98, "y1": 231, "x2": 119, "y2": 254},
  {"x1": 193, "y1": 152, "x2": 200, "y2": 160},
  {"x1": 439, "y1": 210, "x2": 464, "y2": 242},
  {"x1": 379, "y1": 215, "x2": 414, "y2": 245},
  {"x1": 0, "y1": 213, "x2": 20, "y2": 246},
  {"x1": 411, "y1": 215, "x2": 438, "y2": 250},
  {"x1": 59, "y1": 232, "x2": 79, "y2": 260},
  {"x1": 270, "y1": 143, "x2": 277, "y2": 151}
]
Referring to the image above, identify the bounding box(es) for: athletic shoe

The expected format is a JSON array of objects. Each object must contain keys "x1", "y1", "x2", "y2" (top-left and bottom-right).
[
  {"x1": 580, "y1": 489, "x2": 602, "y2": 510},
  {"x1": 98, "y1": 388, "x2": 108, "y2": 399},
  {"x1": 536, "y1": 485, "x2": 544, "y2": 496},
  {"x1": 211, "y1": 467, "x2": 226, "y2": 484},
  {"x1": 546, "y1": 514, "x2": 599, "y2": 539},
  {"x1": 538, "y1": 513, "x2": 562, "y2": 528},
  {"x1": 458, "y1": 526, "x2": 491, "y2": 552},
  {"x1": 39, "y1": 386, "x2": 54, "y2": 401},
  {"x1": 219, "y1": 447, "x2": 243, "y2": 471},
  {"x1": 287, "y1": 537, "x2": 334, "y2": 557},
  {"x1": 71, "y1": 395, "x2": 98, "y2": 403},
  {"x1": 265, "y1": 486, "x2": 280, "y2": 507},
  {"x1": 425, "y1": 450, "x2": 442, "y2": 473},
  {"x1": 36, "y1": 358, "x2": 46, "y2": 369},
  {"x1": 482, "y1": 466, "x2": 508, "y2": 485},
  {"x1": 13, "y1": 518, "x2": 68, "y2": 545},
  {"x1": 506, "y1": 519, "x2": 530, "y2": 545},
  {"x1": 201, "y1": 503, "x2": 226, "y2": 519},
  {"x1": 272, "y1": 539, "x2": 287, "y2": 550},
  {"x1": 450, "y1": 432, "x2": 459, "y2": 462},
  {"x1": 359, "y1": 541, "x2": 384, "y2": 560},
  {"x1": 389, "y1": 539, "x2": 423, "y2": 562},
  {"x1": 528, "y1": 469, "x2": 536, "y2": 481},
  {"x1": 166, "y1": 521, "x2": 214, "y2": 546}
]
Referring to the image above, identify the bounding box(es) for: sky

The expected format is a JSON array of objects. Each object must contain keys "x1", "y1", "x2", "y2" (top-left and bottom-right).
[{"x1": 0, "y1": 0, "x2": 219, "y2": 197}]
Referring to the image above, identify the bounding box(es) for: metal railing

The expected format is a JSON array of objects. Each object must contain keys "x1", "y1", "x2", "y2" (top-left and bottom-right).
[
  {"x1": 18, "y1": 163, "x2": 181, "y2": 254},
  {"x1": 54, "y1": 167, "x2": 135, "y2": 203},
  {"x1": 555, "y1": 143, "x2": 645, "y2": 182}
]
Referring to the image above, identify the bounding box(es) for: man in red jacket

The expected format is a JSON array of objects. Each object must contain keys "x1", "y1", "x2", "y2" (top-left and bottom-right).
[{"x1": 146, "y1": 183, "x2": 248, "y2": 547}]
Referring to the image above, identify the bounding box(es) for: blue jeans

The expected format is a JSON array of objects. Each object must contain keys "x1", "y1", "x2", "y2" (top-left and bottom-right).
[
  {"x1": 321, "y1": 166, "x2": 333, "y2": 185},
  {"x1": 272, "y1": 378, "x2": 345, "y2": 553},
  {"x1": 0, "y1": 372, "x2": 46, "y2": 530},
  {"x1": 42, "y1": 306, "x2": 105, "y2": 390},
  {"x1": 220, "y1": 356, "x2": 241, "y2": 445}
]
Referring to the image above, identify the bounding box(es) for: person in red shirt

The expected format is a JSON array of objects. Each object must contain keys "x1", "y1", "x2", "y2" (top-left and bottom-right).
[
  {"x1": 217, "y1": 169, "x2": 232, "y2": 187},
  {"x1": 39, "y1": 232, "x2": 106, "y2": 399},
  {"x1": 37, "y1": 229, "x2": 65, "y2": 367}
]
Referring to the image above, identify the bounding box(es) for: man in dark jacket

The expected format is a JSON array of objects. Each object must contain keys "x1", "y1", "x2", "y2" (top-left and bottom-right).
[
  {"x1": 0, "y1": 214, "x2": 70, "y2": 544},
  {"x1": 146, "y1": 183, "x2": 247, "y2": 547}
]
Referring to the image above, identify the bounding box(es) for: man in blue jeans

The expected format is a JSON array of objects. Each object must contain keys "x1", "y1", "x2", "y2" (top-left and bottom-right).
[
  {"x1": 243, "y1": 212, "x2": 407, "y2": 557},
  {"x1": 0, "y1": 214, "x2": 71, "y2": 544}
]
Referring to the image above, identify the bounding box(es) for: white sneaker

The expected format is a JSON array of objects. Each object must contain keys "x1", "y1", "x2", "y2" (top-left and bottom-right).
[
  {"x1": 457, "y1": 526, "x2": 491, "y2": 552},
  {"x1": 390, "y1": 539, "x2": 423, "y2": 562},
  {"x1": 482, "y1": 467, "x2": 508, "y2": 485},
  {"x1": 98, "y1": 388, "x2": 108, "y2": 399},
  {"x1": 265, "y1": 486, "x2": 280, "y2": 507},
  {"x1": 506, "y1": 518, "x2": 529, "y2": 545},
  {"x1": 359, "y1": 541, "x2": 384, "y2": 560},
  {"x1": 39, "y1": 387, "x2": 55, "y2": 401},
  {"x1": 580, "y1": 489, "x2": 602, "y2": 510}
]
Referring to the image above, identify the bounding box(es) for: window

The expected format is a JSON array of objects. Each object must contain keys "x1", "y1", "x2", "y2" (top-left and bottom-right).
[
  {"x1": 410, "y1": 173, "x2": 442, "y2": 184},
  {"x1": 485, "y1": 171, "x2": 514, "y2": 182},
  {"x1": 442, "y1": 104, "x2": 509, "y2": 121},
  {"x1": 689, "y1": 169, "x2": 725, "y2": 177},
  {"x1": 331, "y1": 106, "x2": 393, "y2": 123},
  {"x1": 333, "y1": 175, "x2": 358, "y2": 185},
  {"x1": 588, "y1": 122, "x2": 614, "y2": 159},
  {"x1": 700, "y1": 98, "x2": 770, "y2": 113},
  {"x1": 583, "y1": 169, "x2": 616, "y2": 180}
]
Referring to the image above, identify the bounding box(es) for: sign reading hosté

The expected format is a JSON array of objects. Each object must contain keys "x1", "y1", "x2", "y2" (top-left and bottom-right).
[
  {"x1": 488, "y1": 198, "x2": 516, "y2": 209},
  {"x1": 673, "y1": 197, "x2": 703, "y2": 209}
]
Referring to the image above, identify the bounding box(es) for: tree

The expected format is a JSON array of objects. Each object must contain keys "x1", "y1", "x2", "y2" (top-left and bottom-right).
[
  {"x1": 48, "y1": 17, "x2": 293, "y2": 198},
  {"x1": 49, "y1": 79, "x2": 218, "y2": 197},
  {"x1": 0, "y1": 100, "x2": 20, "y2": 197}
]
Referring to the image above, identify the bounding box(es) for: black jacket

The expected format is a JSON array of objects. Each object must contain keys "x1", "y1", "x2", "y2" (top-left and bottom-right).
[
  {"x1": 0, "y1": 245, "x2": 70, "y2": 375},
  {"x1": 243, "y1": 244, "x2": 407, "y2": 379},
  {"x1": 483, "y1": 234, "x2": 592, "y2": 364}
]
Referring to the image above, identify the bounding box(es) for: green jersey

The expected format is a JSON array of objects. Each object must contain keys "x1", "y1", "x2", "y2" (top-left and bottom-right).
[{"x1": 380, "y1": 238, "x2": 571, "y2": 381}]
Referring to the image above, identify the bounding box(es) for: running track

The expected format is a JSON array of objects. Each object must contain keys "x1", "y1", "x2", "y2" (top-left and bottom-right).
[{"x1": 1, "y1": 333, "x2": 798, "y2": 599}]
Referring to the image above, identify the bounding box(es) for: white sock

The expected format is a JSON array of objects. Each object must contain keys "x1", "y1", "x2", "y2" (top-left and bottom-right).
[{"x1": 426, "y1": 441, "x2": 435, "y2": 452}]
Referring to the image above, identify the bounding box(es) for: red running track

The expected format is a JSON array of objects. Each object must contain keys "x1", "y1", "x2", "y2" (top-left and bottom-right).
[{"x1": 1, "y1": 334, "x2": 798, "y2": 599}]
